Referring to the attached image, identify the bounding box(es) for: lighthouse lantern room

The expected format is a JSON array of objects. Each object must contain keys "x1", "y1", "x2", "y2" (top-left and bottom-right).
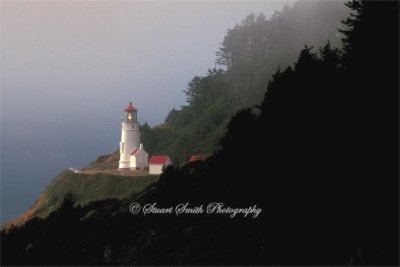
[{"x1": 124, "y1": 102, "x2": 137, "y2": 123}]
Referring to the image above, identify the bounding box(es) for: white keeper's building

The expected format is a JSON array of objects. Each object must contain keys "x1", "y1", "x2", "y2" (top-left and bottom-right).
[{"x1": 149, "y1": 155, "x2": 173, "y2": 175}]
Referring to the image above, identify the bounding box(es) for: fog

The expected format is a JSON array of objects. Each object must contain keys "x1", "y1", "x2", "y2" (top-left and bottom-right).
[{"x1": 1, "y1": 1, "x2": 287, "y2": 223}]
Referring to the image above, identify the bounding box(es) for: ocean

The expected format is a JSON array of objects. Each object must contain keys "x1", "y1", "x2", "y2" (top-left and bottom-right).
[{"x1": 1, "y1": 119, "x2": 120, "y2": 224}]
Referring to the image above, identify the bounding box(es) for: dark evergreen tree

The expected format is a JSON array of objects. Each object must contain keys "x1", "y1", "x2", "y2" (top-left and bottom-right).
[{"x1": 142, "y1": 1, "x2": 350, "y2": 163}]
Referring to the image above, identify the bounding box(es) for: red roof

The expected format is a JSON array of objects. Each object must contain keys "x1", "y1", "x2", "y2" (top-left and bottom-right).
[
  {"x1": 124, "y1": 102, "x2": 137, "y2": 112},
  {"x1": 188, "y1": 155, "x2": 201, "y2": 163},
  {"x1": 149, "y1": 155, "x2": 170, "y2": 165},
  {"x1": 130, "y1": 147, "x2": 139, "y2": 155}
]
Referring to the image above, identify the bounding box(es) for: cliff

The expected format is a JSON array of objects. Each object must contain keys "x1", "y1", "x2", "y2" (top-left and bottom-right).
[{"x1": 2, "y1": 170, "x2": 158, "y2": 230}]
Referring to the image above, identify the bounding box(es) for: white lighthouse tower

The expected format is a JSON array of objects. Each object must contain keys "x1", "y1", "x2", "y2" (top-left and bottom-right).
[{"x1": 119, "y1": 102, "x2": 141, "y2": 169}]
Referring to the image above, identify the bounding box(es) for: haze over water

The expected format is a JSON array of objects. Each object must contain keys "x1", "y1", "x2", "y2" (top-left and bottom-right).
[{"x1": 1, "y1": 1, "x2": 287, "y2": 224}]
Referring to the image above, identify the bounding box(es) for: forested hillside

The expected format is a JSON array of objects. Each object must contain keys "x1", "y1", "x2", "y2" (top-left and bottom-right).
[
  {"x1": 2, "y1": 171, "x2": 158, "y2": 229},
  {"x1": 142, "y1": 1, "x2": 350, "y2": 163}
]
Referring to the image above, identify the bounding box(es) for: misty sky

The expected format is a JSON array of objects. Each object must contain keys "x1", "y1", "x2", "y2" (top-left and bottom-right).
[
  {"x1": 2, "y1": 1, "x2": 288, "y2": 127},
  {"x1": 1, "y1": 1, "x2": 288, "y2": 223}
]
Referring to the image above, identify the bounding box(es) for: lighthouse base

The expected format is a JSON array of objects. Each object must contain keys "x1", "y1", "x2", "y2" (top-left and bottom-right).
[{"x1": 118, "y1": 161, "x2": 130, "y2": 169}]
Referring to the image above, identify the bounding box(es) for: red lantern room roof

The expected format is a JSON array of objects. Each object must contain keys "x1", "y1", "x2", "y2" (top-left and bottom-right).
[{"x1": 124, "y1": 102, "x2": 137, "y2": 112}]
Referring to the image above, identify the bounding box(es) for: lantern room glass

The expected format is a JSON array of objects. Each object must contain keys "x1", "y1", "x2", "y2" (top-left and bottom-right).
[{"x1": 125, "y1": 111, "x2": 137, "y2": 123}]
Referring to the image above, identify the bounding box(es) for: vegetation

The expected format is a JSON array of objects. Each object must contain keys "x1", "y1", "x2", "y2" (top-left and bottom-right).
[
  {"x1": 35, "y1": 171, "x2": 158, "y2": 216},
  {"x1": 1, "y1": 1, "x2": 398, "y2": 266},
  {"x1": 141, "y1": 1, "x2": 350, "y2": 163},
  {"x1": 3, "y1": 170, "x2": 158, "y2": 228}
]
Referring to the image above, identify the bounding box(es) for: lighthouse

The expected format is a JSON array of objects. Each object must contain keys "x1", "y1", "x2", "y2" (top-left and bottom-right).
[{"x1": 118, "y1": 102, "x2": 148, "y2": 169}]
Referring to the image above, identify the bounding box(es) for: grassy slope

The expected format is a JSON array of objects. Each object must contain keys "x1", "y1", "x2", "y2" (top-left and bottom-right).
[{"x1": 3, "y1": 170, "x2": 158, "y2": 229}]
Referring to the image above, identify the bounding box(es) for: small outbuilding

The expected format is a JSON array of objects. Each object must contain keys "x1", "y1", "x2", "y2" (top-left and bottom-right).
[
  {"x1": 129, "y1": 143, "x2": 149, "y2": 170},
  {"x1": 149, "y1": 155, "x2": 172, "y2": 175},
  {"x1": 188, "y1": 155, "x2": 202, "y2": 163}
]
